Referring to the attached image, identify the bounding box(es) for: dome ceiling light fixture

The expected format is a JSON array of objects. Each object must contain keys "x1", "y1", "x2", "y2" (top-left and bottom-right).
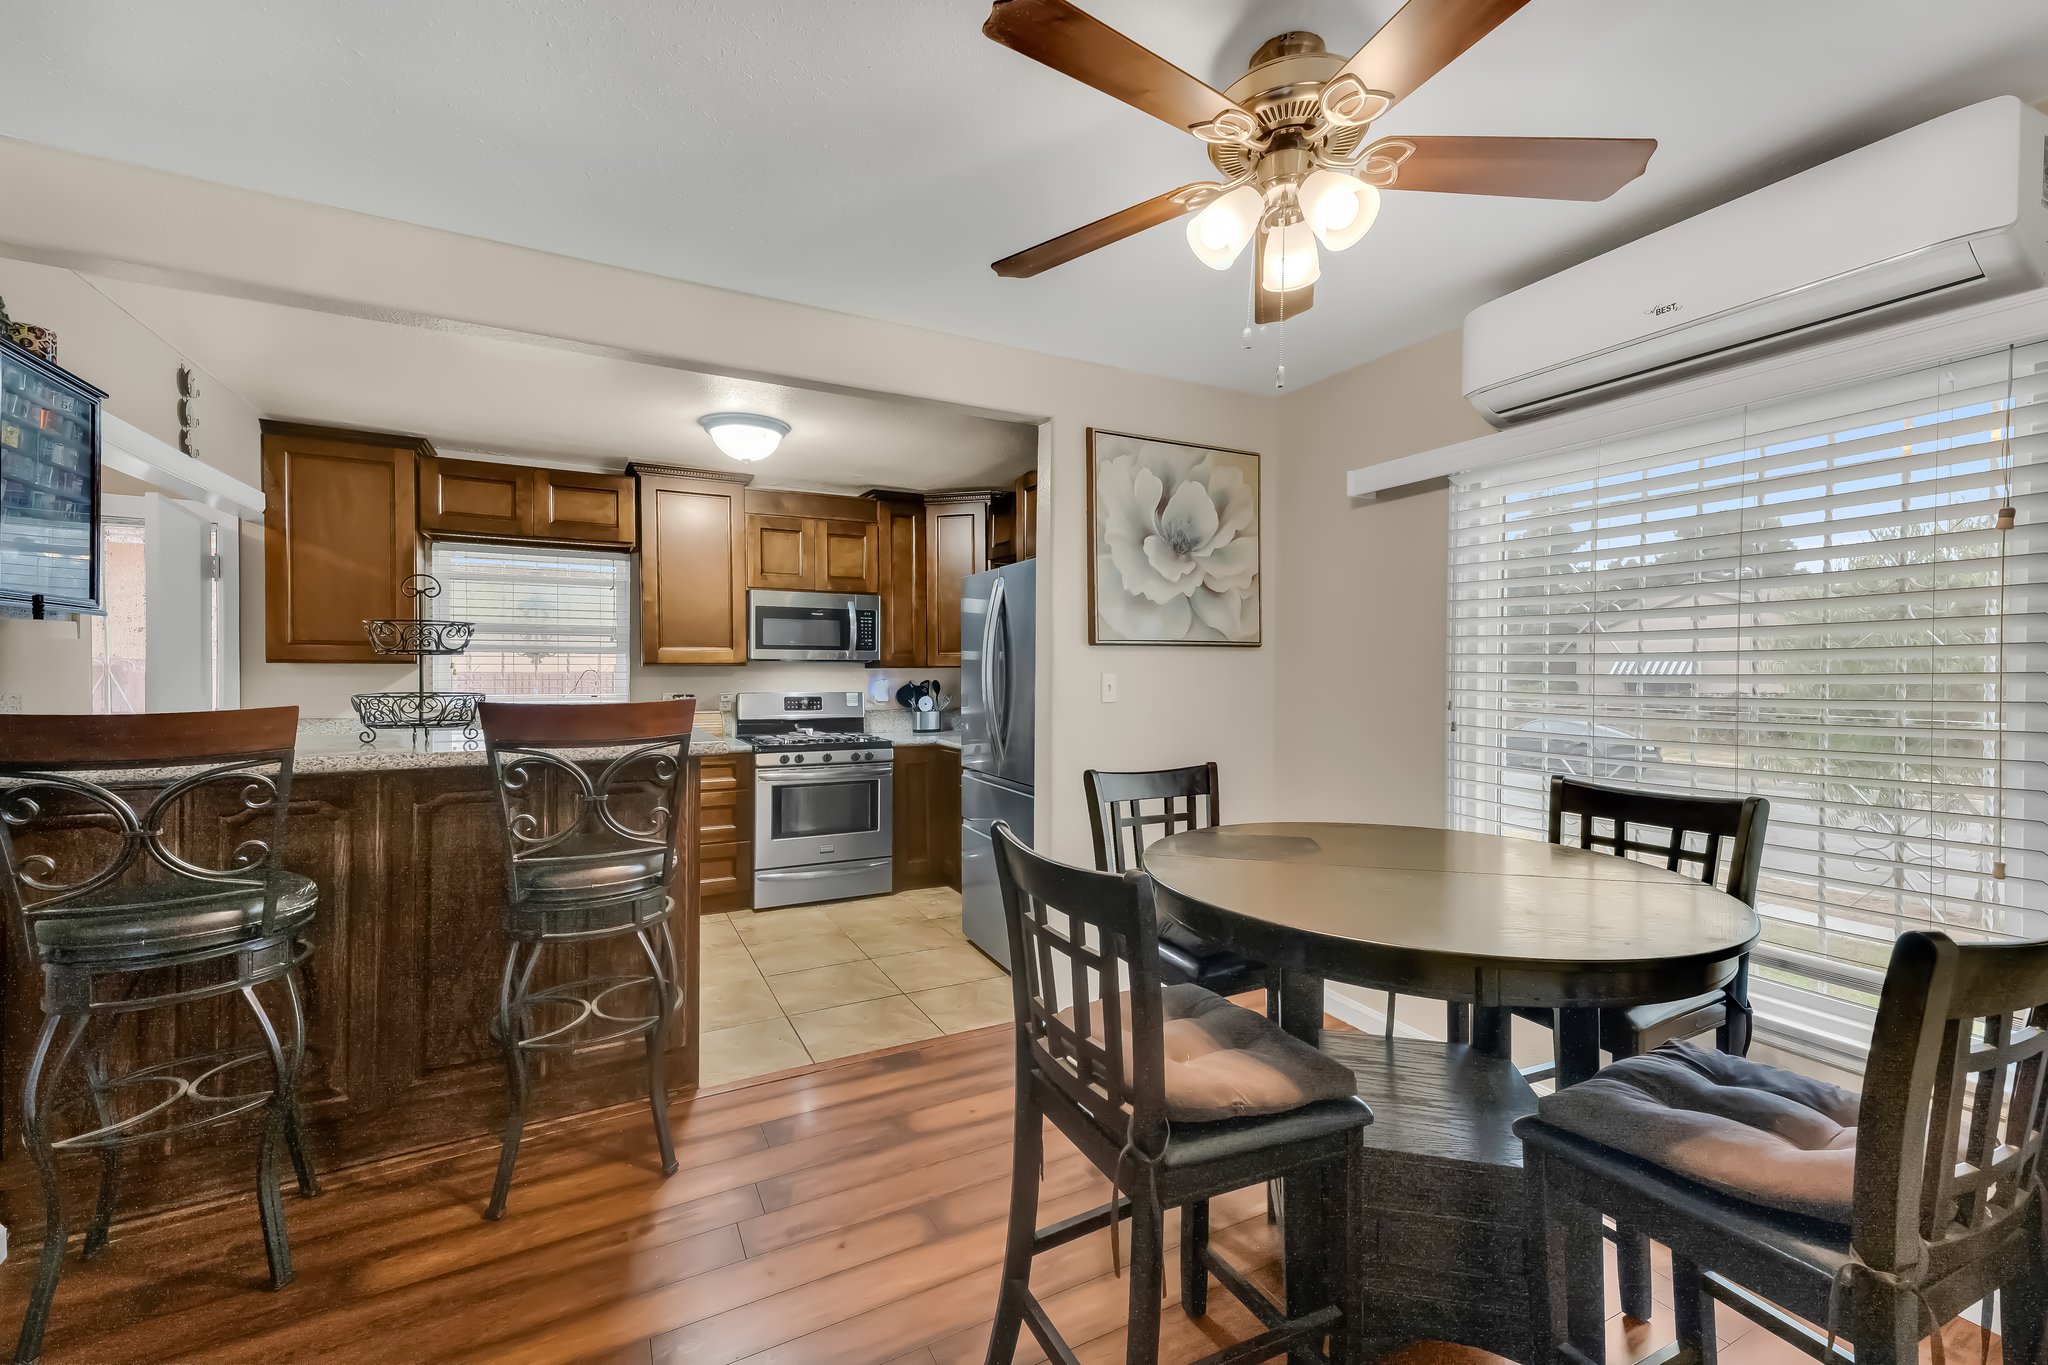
[
  {"x1": 699, "y1": 412, "x2": 790, "y2": 463},
  {"x1": 981, "y1": 0, "x2": 1658, "y2": 323}
]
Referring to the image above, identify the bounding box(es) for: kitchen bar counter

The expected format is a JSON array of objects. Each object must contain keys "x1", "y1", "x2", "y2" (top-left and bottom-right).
[
  {"x1": 284, "y1": 720, "x2": 950, "y2": 774},
  {"x1": 0, "y1": 734, "x2": 707, "y2": 1238}
]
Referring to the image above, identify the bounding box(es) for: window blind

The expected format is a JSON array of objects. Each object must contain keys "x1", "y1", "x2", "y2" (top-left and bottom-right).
[
  {"x1": 1448, "y1": 338, "x2": 2048, "y2": 1061},
  {"x1": 428, "y1": 541, "x2": 631, "y2": 703}
]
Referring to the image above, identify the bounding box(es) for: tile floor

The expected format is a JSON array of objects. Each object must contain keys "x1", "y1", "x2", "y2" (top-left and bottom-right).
[{"x1": 697, "y1": 884, "x2": 1013, "y2": 1085}]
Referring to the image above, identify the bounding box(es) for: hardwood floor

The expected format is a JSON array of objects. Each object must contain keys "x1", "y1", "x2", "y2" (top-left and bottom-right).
[{"x1": 0, "y1": 1023, "x2": 2004, "y2": 1365}]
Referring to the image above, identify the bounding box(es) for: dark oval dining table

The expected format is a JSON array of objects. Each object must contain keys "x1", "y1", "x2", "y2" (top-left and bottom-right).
[
  {"x1": 1144, "y1": 820, "x2": 1760, "y2": 1082},
  {"x1": 1144, "y1": 821, "x2": 1761, "y2": 1362}
]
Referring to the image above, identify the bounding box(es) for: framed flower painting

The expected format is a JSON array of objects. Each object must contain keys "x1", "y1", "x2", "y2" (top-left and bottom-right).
[{"x1": 1087, "y1": 429, "x2": 1261, "y2": 646}]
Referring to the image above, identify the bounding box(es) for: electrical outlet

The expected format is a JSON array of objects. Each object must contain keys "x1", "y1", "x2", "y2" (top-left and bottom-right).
[{"x1": 1100, "y1": 673, "x2": 1119, "y2": 704}]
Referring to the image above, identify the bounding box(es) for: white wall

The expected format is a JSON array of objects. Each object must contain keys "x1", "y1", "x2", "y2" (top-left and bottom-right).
[
  {"x1": 0, "y1": 138, "x2": 1280, "y2": 866},
  {"x1": 1273, "y1": 330, "x2": 1492, "y2": 822}
]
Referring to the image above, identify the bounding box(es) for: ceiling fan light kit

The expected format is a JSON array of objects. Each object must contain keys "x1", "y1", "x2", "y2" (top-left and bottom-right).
[{"x1": 982, "y1": 0, "x2": 1656, "y2": 324}]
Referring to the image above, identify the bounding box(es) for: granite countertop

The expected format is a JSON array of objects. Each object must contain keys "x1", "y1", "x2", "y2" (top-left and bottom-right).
[
  {"x1": 54, "y1": 717, "x2": 957, "y2": 783},
  {"x1": 287, "y1": 720, "x2": 748, "y2": 775},
  {"x1": 891, "y1": 732, "x2": 963, "y2": 749}
]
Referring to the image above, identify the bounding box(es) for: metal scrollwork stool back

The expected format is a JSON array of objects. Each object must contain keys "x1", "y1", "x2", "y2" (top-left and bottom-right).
[
  {"x1": 0, "y1": 707, "x2": 320, "y2": 1365},
  {"x1": 478, "y1": 698, "x2": 696, "y2": 1221}
]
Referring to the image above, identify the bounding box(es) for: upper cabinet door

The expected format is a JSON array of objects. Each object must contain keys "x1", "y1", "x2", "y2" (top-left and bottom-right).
[
  {"x1": 534, "y1": 468, "x2": 635, "y2": 547},
  {"x1": 636, "y1": 467, "x2": 749, "y2": 665},
  {"x1": 746, "y1": 514, "x2": 814, "y2": 591},
  {"x1": 924, "y1": 495, "x2": 989, "y2": 668},
  {"x1": 262, "y1": 426, "x2": 420, "y2": 663},
  {"x1": 816, "y1": 517, "x2": 880, "y2": 595},
  {"x1": 418, "y1": 454, "x2": 530, "y2": 539},
  {"x1": 873, "y1": 498, "x2": 924, "y2": 668},
  {"x1": 1014, "y1": 469, "x2": 1038, "y2": 561}
]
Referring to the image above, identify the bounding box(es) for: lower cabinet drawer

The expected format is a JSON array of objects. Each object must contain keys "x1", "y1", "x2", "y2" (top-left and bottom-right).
[{"x1": 701, "y1": 838, "x2": 753, "y2": 912}]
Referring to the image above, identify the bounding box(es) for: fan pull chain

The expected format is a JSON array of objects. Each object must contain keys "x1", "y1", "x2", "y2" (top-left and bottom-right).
[{"x1": 1242, "y1": 267, "x2": 1254, "y2": 349}]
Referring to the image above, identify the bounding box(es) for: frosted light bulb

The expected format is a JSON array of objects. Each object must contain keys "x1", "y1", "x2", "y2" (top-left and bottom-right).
[
  {"x1": 1183, "y1": 186, "x2": 1261, "y2": 270},
  {"x1": 1299, "y1": 170, "x2": 1380, "y2": 251},
  {"x1": 1259, "y1": 219, "x2": 1321, "y2": 293}
]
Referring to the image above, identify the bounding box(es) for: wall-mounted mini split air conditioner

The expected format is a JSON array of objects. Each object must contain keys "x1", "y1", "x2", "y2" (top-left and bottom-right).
[{"x1": 1463, "y1": 96, "x2": 2048, "y2": 426}]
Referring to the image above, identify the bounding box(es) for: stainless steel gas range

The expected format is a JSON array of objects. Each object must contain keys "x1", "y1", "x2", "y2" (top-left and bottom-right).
[{"x1": 735, "y1": 691, "x2": 894, "y2": 910}]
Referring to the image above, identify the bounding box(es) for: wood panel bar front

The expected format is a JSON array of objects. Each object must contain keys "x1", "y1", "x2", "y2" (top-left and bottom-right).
[{"x1": 0, "y1": 754, "x2": 704, "y2": 1237}]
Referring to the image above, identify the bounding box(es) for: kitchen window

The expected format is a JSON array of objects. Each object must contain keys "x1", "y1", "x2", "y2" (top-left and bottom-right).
[
  {"x1": 1447, "y1": 338, "x2": 2048, "y2": 1065},
  {"x1": 428, "y1": 541, "x2": 630, "y2": 703}
]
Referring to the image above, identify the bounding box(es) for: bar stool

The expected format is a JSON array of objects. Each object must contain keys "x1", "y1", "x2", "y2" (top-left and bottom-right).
[
  {"x1": 477, "y1": 698, "x2": 696, "y2": 1220},
  {"x1": 982, "y1": 821, "x2": 1370, "y2": 1365},
  {"x1": 0, "y1": 708, "x2": 321, "y2": 1365}
]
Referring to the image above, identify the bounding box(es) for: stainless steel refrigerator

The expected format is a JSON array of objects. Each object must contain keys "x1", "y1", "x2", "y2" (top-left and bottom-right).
[{"x1": 958, "y1": 560, "x2": 1035, "y2": 967}]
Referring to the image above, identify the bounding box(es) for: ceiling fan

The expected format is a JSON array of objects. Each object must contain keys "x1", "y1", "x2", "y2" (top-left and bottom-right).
[{"x1": 982, "y1": 0, "x2": 1657, "y2": 322}]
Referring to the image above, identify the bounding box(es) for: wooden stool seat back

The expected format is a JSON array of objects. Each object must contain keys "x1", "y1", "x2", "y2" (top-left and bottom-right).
[{"x1": 992, "y1": 817, "x2": 1168, "y2": 1158}]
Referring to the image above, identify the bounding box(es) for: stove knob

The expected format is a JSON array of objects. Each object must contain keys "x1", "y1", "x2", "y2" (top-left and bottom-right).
[
  {"x1": 821, "y1": 753, "x2": 833, "y2": 764},
  {"x1": 779, "y1": 754, "x2": 790, "y2": 765}
]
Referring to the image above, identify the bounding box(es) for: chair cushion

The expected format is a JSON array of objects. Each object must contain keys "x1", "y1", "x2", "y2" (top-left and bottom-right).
[
  {"x1": 1156, "y1": 920, "x2": 1264, "y2": 991},
  {"x1": 33, "y1": 873, "x2": 318, "y2": 964},
  {"x1": 1060, "y1": 983, "x2": 1359, "y2": 1124},
  {"x1": 1536, "y1": 1040, "x2": 1860, "y2": 1223},
  {"x1": 516, "y1": 834, "x2": 667, "y2": 904}
]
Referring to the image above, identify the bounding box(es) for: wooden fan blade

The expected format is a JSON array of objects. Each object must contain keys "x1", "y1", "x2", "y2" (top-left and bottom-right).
[
  {"x1": 991, "y1": 187, "x2": 1202, "y2": 278},
  {"x1": 1333, "y1": 0, "x2": 1530, "y2": 113},
  {"x1": 1380, "y1": 135, "x2": 1656, "y2": 200},
  {"x1": 1254, "y1": 281, "x2": 1314, "y2": 324},
  {"x1": 983, "y1": 0, "x2": 1244, "y2": 136}
]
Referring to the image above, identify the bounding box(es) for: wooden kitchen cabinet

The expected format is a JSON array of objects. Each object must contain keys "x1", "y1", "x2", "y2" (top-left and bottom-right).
[
  {"x1": 924, "y1": 493, "x2": 990, "y2": 668},
  {"x1": 890, "y1": 744, "x2": 962, "y2": 892},
  {"x1": 1014, "y1": 469, "x2": 1037, "y2": 560},
  {"x1": 533, "y1": 467, "x2": 635, "y2": 545},
  {"x1": 744, "y1": 490, "x2": 880, "y2": 594},
  {"x1": 420, "y1": 453, "x2": 633, "y2": 547},
  {"x1": 633, "y1": 463, "x2": 751, "y2": 665},
  {"x1": 872, "y1": 495, "x2": 925, "y2": 669},
  {"x1": 696, "y1": 753, "x2": 754, "y2": 912},
  {"x1": 933, "y1": 745, "x2": 962, "y2": 890},
  {"x1": 418, "y1": 453, "x2": 530, "y2": 539},
  {"x1": 261, "y1": 422, "x2": 423, "y2": 663}
]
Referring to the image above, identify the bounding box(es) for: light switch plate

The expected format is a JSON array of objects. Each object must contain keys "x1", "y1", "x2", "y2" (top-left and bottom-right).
[{"x1": 1100, "y1": 673, "x2": 1118, "y2": 704}]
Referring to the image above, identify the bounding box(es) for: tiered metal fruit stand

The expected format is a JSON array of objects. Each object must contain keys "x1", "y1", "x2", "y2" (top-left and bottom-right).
[{"x1": 350, "y1": 574, "x2": 486, "y2": 744}]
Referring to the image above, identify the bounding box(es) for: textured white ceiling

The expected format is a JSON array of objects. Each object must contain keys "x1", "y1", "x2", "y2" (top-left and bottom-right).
[
  {"x1": 90, "y1": 278, "x2": 1039, "y2": 492},
  {"x1": 6, "y1": 1, "x2": 2048, "y2": 392}
]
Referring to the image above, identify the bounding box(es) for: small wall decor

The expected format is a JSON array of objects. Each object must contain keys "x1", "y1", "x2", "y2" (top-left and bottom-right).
[
  {"x1": 7, "y1": 319, "x2": 57, "y2": 361},
  {"x1": 1087, "y1": 428, "x2": 1261, "y2": 646},
  {"x1": 177, "y1": 364, "x2": 202, "y2": 458}
]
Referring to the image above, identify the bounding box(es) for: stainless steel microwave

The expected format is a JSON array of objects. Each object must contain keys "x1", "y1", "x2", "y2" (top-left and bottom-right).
[{"x1": 746, "y1": 590, "x2": 882, "y2": 662}]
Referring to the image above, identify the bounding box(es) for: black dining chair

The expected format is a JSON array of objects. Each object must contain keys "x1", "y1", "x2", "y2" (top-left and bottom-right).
[
  {"x1": 982, "y1": 821, "x2": 1371, "y2": 1365},
  {"x1": 1392, "y1": 776, "x2": 1766, "y2": 1318},
  {"x1": 1084, "y1": 764, "x2": 1278, "y2": 1020},
  {"x1": 1520, "y1": 930, "x2": 2048, "y2": 1365},
  {"x1": 477, "y1": 698, "x2": 695, "y2": 1221}
]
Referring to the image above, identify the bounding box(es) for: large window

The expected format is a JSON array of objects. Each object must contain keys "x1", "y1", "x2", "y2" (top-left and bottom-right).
[
  {"x1": 1448, "y1": 339, "x2": 2048, "y2": 1062},
  {"x1": 429, "y1": 541, "x2": 630, "y2": 702}
]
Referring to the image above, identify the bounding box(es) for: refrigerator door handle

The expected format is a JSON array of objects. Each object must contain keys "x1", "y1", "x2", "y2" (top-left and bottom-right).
[{"x1": 983, "y1": 575, "x2": 1007, "y2": 771}]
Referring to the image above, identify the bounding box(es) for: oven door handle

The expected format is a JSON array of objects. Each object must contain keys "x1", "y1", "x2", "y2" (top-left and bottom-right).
[
  {"x1": 756, "y1": 859, "x2": 892, "y2": 882},
  {"x1": 756, "y1": 767, "x2": 890, "y2": 785}
]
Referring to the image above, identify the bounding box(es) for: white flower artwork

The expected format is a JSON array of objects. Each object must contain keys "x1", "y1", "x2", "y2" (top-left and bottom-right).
[{"x1": 1088, "y1": 430, "x2": 1261, "y2": 646}]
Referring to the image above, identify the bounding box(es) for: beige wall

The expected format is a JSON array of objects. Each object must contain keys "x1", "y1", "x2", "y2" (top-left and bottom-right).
[
  {"x1": 0, "y1": 257, "x2": 259, "y2": 480},
  {"x1": 0, "y1": 138, "x2": 1280, "y2": 866},
  {"x1": 1273, "y1": 330, "x2": 1491, "y2": 823}
]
